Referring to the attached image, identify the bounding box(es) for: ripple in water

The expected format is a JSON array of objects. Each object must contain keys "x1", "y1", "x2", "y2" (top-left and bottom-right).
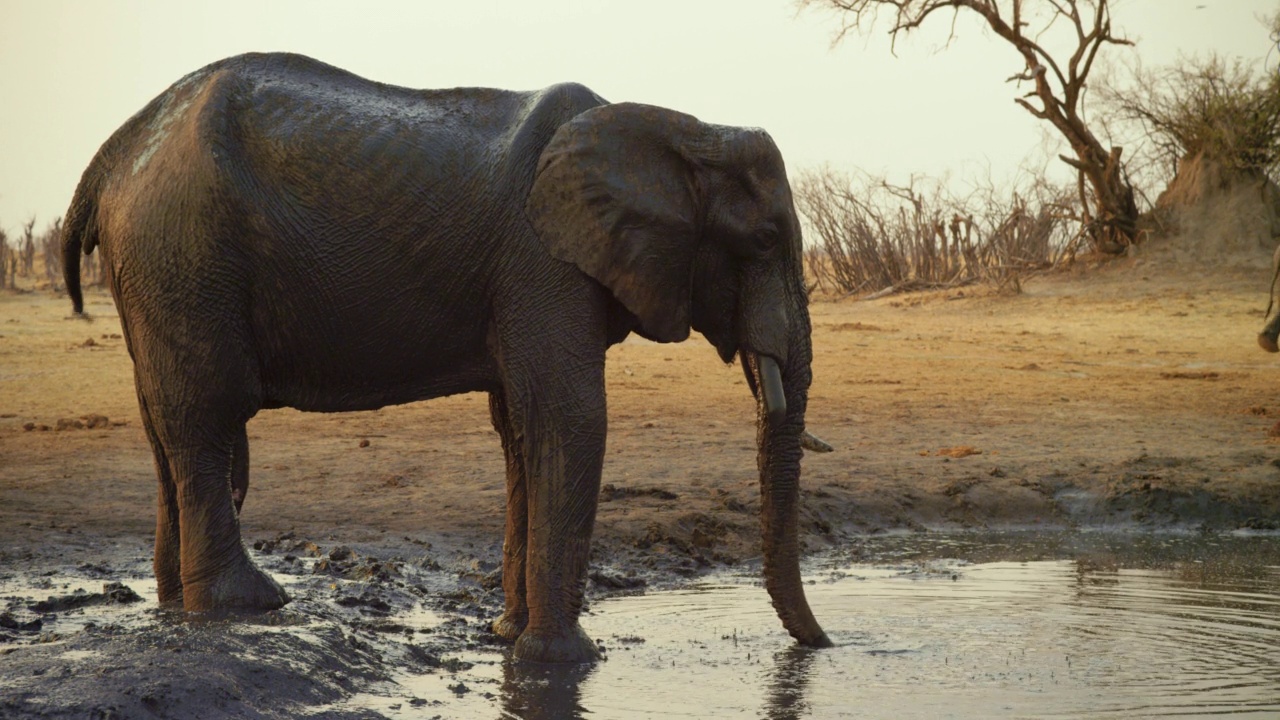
[
  {"x1": 567, "y1": 536, "x2": 1280, "y2": 719},
  {"x1": 349, "y1": 533, "x2": 1279, "y2": 719}
]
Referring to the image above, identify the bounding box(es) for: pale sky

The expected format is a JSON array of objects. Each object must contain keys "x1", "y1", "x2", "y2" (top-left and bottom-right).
[{"x1": 1, "y1": 0, "x2": 1275, "y2": 238}]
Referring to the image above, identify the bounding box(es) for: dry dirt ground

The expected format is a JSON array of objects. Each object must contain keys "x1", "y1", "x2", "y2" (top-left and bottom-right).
[
  {"x1": 5, "y1": 255, "x2": 1278, "y2": 553},
  {"x1": 2, "y1": 250, "x2": 1279, "y2": 717}
]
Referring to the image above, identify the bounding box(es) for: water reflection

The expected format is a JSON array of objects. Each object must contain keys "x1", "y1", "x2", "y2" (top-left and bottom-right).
[
  {"x1": 550, "y1": 533, "x2": 1280, "y2": 719},
  {"x1": 1063, "y1": 555, "x2": 1280, "y2": 714},
  {"x1": 443, "y1": 535, "x2": 1280, "y2": 718},
  {"x1": 762, "y1": 646, "x2": 817, "y2": 720},
  {"x1": 499, "y1": 656, "x2": 595, "y2": 720},
  {"x1": 489, "y1": 643, "x2": 820, "y2": 720}
]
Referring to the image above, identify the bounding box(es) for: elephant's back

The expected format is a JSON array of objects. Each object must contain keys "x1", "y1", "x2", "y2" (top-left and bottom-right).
[
  {"x1": 223, "y1": 53, "x2": 602, "y2": 185},
  {"x1": 212, "y1": 56, "x2": 603, "y2": 249},
  {"x1": 88, "y1": 53, "x2": 606, "y2": 249},
  {"x1": 227, "y1": 52, "x2": 541, "y2": 155}
]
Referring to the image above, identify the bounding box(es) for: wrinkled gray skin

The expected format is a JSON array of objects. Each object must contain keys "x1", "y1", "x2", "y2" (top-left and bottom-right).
[
  {"x1": 1258, "y1": 244, "x2": 1280, "y2": 352},
  {"x1": 62, "y1": 53, "x2": 831, "y2": 663}
]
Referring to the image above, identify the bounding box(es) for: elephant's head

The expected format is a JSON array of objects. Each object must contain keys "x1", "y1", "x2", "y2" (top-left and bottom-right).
[{"x1": 526, "y1": 102, "x2": 831, "y2": 648}]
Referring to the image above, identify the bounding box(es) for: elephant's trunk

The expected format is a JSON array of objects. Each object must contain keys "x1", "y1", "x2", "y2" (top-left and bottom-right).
[{"x1": 750, "y1": 350, "x2": 832, "y2": 649}]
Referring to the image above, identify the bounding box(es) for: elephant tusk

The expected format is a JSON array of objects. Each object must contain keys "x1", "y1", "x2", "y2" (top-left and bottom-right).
[
  {"x1": 758, "y1": 355, "x2": 787, "y2": 426},
  {"x1": 801, "y1": 430, "x2": 834, "y2": 453}
]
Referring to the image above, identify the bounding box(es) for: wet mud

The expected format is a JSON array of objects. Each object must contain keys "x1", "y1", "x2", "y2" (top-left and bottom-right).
[
  {"x1": 0, "y1": 527, "x2": 730, "y2": 719},
  {"x1": 1, "y1": 536, "x2": 490, "y2": 719},
  {"x1": 3, "y1": 531, "x2": 1277, "y2": 718}
]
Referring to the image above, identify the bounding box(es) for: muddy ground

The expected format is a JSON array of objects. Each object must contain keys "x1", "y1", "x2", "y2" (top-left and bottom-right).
[{"x1": 2, "y1": 249, "x2": 1279, "y2": 718}]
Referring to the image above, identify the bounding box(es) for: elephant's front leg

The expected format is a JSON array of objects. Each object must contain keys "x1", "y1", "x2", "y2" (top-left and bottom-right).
[
  {"x1": 514, "y1": 388, "x2": 606, "y2": 663},
  {"x1": 489, "y1": 390, "x2": 529, "y2": 641},
  {"x1": 500, "y1": 344, "x2": 607, "y2": 662}
]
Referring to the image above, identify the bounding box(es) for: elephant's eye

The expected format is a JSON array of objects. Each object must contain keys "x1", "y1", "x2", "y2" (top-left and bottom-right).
[{"x1": 754, "y1": 226, "x2": 780, "y2": 253}]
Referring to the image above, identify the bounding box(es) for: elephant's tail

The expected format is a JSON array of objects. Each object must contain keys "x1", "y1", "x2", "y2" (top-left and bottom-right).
[{"x1": 62, "y1": 173, "x2": 101, "y2": 316}]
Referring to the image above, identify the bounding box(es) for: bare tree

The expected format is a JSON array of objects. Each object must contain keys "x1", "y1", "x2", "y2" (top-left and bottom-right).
[
  {"x1": 800, "y1": 0, "x2": 1139, "y2": 253},
  {"x1": 40, "y1": 217, "x2": 64, "y2": 290},
  {"x1": 18, "y1": 218, "x2": 37, "y2": 286},
  {"x1": 75, "y1": 215, "x2": 106, "y2": 287},
  {"x1": 0, "y1": 227, "x2": 11, "y2": 290},
  {"x1": 19, "y1": 220, "x2": 35, "y2": 277}
]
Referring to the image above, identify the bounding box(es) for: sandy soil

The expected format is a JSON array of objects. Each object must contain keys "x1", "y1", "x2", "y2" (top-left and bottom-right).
[
  {"x1": 2, "y1": 250, "x2": 1279, "y2": 717},
  {"x1": 5, "y1": 254, "x2": 1278, "y2": 551}
]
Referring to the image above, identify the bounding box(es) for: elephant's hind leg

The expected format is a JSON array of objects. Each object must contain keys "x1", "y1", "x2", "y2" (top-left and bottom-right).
[
  {"x1": 137, "y1": 390, "x2": 182, "y2": 605},
  {"x1": 163, "y1": 417, "x2": 288, "y2": 612},
  {"x1": 138, "y1": 391, "x2": 251, "y2": 604},
  {"x1": 131, "y1": 331, "x2": 287, "y2": 612},
  {"x1": 230, "y1": 429, "x2": 249, "y2": 514},
  {"x1": 489, "y1": 390, "x2": 530, "y2": 641}
]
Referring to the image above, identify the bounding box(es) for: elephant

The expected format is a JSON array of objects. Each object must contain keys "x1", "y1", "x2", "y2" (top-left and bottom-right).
[
  {"x1": 1259, "y1": 244, "x2": 1280, "y2": 352},
  {"x1": 62, "y1": 52, "x2": 831, "y2": 663}
]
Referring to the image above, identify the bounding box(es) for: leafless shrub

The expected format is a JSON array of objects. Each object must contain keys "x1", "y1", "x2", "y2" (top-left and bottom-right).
[
  {"x1": 0, "y1": 227, "x2": 13, "y2": 290},
  {"x1": 81, "y1": 242, "x2": 104, "y2": 287},
  {"x1": 1098, "y1": 54, "x2": 1280, "y2": 191},
  {"x1": 34, "y1": 215, "x2": 103, "y2": 288},
  {"x1": 19, "y1": 219, "x2": 37, "y2": 281},
  {"x1": 19, "y1": 221, "x2": 35, "y2": 277},
  {"x1": 796, "y1": 167, "x2": 1084, "y2": 297},
  {"x1": 0, "y1": 216, "x2": 104, "y2": 292},
  {"x1": 39, "y1": 217, "x2": 65, "y2": 291}
]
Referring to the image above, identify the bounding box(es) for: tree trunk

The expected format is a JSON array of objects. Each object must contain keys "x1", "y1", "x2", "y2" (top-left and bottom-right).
[{"x1": 1062, "y1": 143, "x2": 1139, "y2": 253}]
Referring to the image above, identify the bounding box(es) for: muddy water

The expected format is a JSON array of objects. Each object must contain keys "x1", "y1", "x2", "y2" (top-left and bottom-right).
[
  {"x1": 4, "y1": 532, "x2": 1277, "y2": 718},
  {"x1": 344, "y1": 532, "x2": 1280, "y2": 719},
  {"x1": 575, "y1": 563, "x2": 1279, "y2": 718}
]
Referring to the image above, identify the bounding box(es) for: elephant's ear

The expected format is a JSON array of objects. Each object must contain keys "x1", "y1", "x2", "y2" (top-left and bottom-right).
[{"x1": 526, "y1": 103, "x2": 706, "y2": 343}]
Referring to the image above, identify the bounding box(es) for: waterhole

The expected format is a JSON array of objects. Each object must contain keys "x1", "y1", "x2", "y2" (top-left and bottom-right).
[
  {"x1": 6, "y1": 532, "x2": 1275, "y2": 718},
  {"x1": 360, "y1": 532, "x2": 1280, "y2": 718}
]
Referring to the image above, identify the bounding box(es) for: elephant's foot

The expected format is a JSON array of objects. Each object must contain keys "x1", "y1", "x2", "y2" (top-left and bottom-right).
[
  {"x1": 156, "y1": 577, "x2": 184, "y2": 606},
  {"x1": 513, "y1": 623, "x2": 601, "y2": 663},
  {"x1": 491, "y1": 609, "x2": 528, "y2": 642},
  {"x1": 182, "y1": 555, "x2": 289, "y2": 612},
  {"x1": 155, "y1": 538, "x2": 183, "y2": 605}
]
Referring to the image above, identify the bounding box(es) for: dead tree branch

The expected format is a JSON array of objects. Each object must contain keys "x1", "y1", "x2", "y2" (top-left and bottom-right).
[{"x1": 799, "y1": 0, "x2": 1140, "y2": 252}]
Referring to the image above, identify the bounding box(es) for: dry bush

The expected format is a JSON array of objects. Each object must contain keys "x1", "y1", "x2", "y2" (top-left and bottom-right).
[
  {"x1": 0, "y1": 227, "x2": 13, "y2": 290},
  {"x1": 39, "y1": 217, "x2": 66, "y2": 291},
  {"x1": 1096, "y1": 49, "x2": 1280, "y2": 261},
  {"x1": 19, "y1": 221, "x2": 35, "y2": 277},
  {"x1": 20, "y1": 219, "x2": 36, "y2": 283},
  {"x1": 0, "y1": 216, "x2": 104, "y2": 292},
  {"x1": 1099, "y1": 54, "x2": 1280, "y2": 192},
  {"x1": 796, "y1": 167, "x2": 1084, "y2": 297}
]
